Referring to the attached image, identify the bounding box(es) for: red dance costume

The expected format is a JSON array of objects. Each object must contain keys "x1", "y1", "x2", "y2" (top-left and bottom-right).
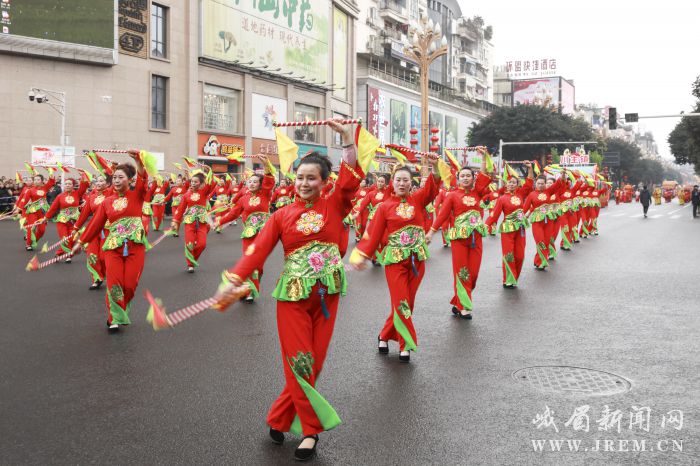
[
  {"x1": 173, "y1": 182, "x2": 217, "y2": 269},
  {"x1": 17, "y1": 177, "x2": 56, "y2": 249},
  {"x1": 44, "y1": 177, "x2": 89, "y2": 256},
  {"x1": 210, "y1": 181, "x2": 233, "y2": 231},
  {"x1": 74, "y1": 187, "x2": 114, "y2": 284},
  {"x1": 485, "y1": 178, "x2": 533, "y2": 286},
  {"x1": 227, "y1": 147, "x2": 363, "y2": 436},
  {"x1": 434, "y1": 187, "x2": 455, "y2": 246},
  {"x1": 355, "y1": 175, "x2": 439, "y2": 352},
  {"x1": 80, "y1": 173, "x2": 149, "y2": 326},
  {"x1": 150, "y1": 180, "x2": 170, "y2": 231},
  {"x1": 141, "y1": 181, "x2": 158, "y2": 235},
  {"x1": 219, "y1": 174, "x2": 275, "y2": 297},
  {"x1": 558, "y1": 181, "x2": 583, "y2": 250},
  {"x1": 272, "y1": 185, "x2": 296, "y2": 209},
  {"x1": 523, "y1": 179, "x2": 563, "y2": 269},
  {"x1": 431, "y1": 171, "x2": 491, "y2": 313}
]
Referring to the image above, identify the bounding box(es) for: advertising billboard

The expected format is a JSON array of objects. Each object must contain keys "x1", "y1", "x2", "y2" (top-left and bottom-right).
[
  {"x1": 390, "y1": 99, "x2": 407, "y2": 146},
  {"x1": 251, "y1": 93, "x2": 287, "y2": 140},
  {"x1": 367, "y1": 86, "x2": 387, "y2": 144},
  {"x1": 560, "y1": 78, "x2": 575, "y2": 115},
  {"x1": 444, "y1": 115, "x2": 459, "y2": 148},
  {"x1": 31, "y1": 146, "x2": 75, "y2": 167},
  {"x1": 201, "y1": 0, "x2": 329, "y2": 83},
  {"x1": 1, "y1": 0, "x2": 114, "y2": 48},
  {"x1": 332, "y1": 7, "x2": 347, "y2": 100},
  {"x1": 198, "y1": 133, "x2": 245, "y2": 158},
  {"x1": 410, "y1": 105, "x2": 421, "y2": 147},
  {"x1": 512, "y1": 78, "x2": 560, "y2": 109}
]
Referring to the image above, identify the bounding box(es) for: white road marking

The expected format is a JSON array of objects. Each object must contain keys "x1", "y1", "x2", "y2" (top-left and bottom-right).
[
  {"x1": 668, "y1": 204, "x2": 690, "y2": 215},
  {"x1": 631, "y1": 214, "x2": 644, "y2": 218},
  {"x1": 671, "y1": 215, "x2": 681, "y2": 219},
  {"x1": 613, "y1": 213, "x2": 626, "y2": 217},
  {"x1": 651, "y1": 214, "x2": 662, "y2": 218}
]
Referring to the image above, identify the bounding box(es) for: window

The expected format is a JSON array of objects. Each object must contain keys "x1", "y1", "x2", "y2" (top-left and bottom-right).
[
  {"x1": 151, "y1": 3, "x2": 167, "y2": 58},
  {"x1": 203, "y1": 84, "x2": 241, "y2": 133},
  {"x1": 151, "y1": 75, "x2": 168, "y2": 129},
  {"x1": 293, "y1": 103, "x2": 319, "y2": 142}
]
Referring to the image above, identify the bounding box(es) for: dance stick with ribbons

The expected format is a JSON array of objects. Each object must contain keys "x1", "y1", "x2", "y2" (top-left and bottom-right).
[
  {"x1": 272, "y1": 118, "x2": 362, "y2": 127},
  {"x1": 144, "y1": 280, "x2": 250, "y2": 331},
  {"x1": 25, "y1": 249, "x2": 81, "y2": 272}
]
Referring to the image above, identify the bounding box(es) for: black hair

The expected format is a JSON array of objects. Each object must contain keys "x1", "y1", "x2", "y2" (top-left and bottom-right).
[
  {"x1": 458, "y1": 166, "x2": 475, "y2": 177},
  {"x1": 297, "y1": 152, "x2": 333, "y2": 181},
  {"x1": 392, "y1": 166, "x2": 412, "y2": 179},
  {"x1": 34, "y1": 174, "x2": 45, "y2": 182},
  {"x1": 536, "y1": 175, "x2": 547, "y2": 182},
  {"x1": 114, "y1": 163, "x2": 136, "y2": 179},
  {"x1": 377, "y1": 173, "x2": 390, "y2": 183},
  {"x1": 248, "y1": 173, "x2": 263, "y2": 183},
  {"x1": 191, "y1": 172, "x2": 205, "y2": 184}
]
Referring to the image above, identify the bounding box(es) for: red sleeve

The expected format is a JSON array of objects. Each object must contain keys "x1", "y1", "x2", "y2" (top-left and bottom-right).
[
  {"x1": 134, "y1": 173, "x2": 147, "y2": 200},
  {"x1": 80, "y1": 203, "x2": 107, "y2": 244},
  {"x1": 357, "y1": 190, "x2": 374, "y2": 213},
  {"x1": 517, "y1": 178, "x2": 534, "y2": 199},
  {"x1": 474, "y1": 172, "x2": 492, "y2": 197},
  {"x1": 328, "y1": 162, "x2": 364, "y2": 217},
  {"x1": 412, "y1": 174, "x2": 439, "y2": 207},
  {"x1": 261, "y1": 174, "x2": 275, "y2": 197},
  {"x1": 356, "y1": 202, "x2": 387, "y2": 258},
  {"x1": 45, "y1": 195, "x2": 61, "y2": 219},
  {"x1": 431, "y1": 192, "x2": 454, "y2": 231},
  {"x1": 74, "y1": 198, "x2": 93, "y2": 230},
  {"x1": 523, "y1": 192, "x2": 534, "y2": 214},
  {"x1": 271, "y1": 187, "x2": 280, "y2": 204},
  {"x1": 77, "y1": 180, "x2": 89, "y2": 198},
  {"x1": 232, "y1": 185, "x2": 246, "y2": 204},
  {"x1": 219, "y1": 203, "x2": 243, "y2": 225},
  {"x1": 44, "y1": 178, "x2": 56, "y2": 191},
  {"x1": 229, "y1": 211, "x2": 282, "y2": 281},
  {"x1": 545, "y1": 178, "x2": 563, "y2": 195},
  {"x1": 485, "y1": 197, "x2": 504, "y2": 227}
]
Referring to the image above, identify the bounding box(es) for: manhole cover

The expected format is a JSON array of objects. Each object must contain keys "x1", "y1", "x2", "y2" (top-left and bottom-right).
[{"x1": 513, "y1": 366, "x2": 631, "y2": 395}]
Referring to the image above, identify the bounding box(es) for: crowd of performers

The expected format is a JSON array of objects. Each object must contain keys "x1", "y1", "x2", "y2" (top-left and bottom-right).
[{"x1": 6, "y1": 121, "x2": 611, "y2": 461}]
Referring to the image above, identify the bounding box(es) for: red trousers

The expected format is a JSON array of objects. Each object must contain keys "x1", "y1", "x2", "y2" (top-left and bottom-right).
[
  {"x1": 531, "y1": 221, "x2": 550, "y2": 268},
  {"x1": 152, "y1": 204, "x2": 165, "y2": 231},
  {"x1": 25, "y1": 212, "x2": 47, "y2": 247},
  {"x1": 560, "y1": 212, "x2": 576, "y2": 249},
  {"x1": 267, "y1": 284, "x2": 340, "y2": 436},
  {"x1": 579, "y1": 208, "x2": 590, "y2": 237},
  {"x1": 546, "y1": 217, "x2": 559, "y2": 258},
  {"x1": 450, "y1": 235, "x2": 483, "y2": 311},
  {"x1": 242, "y1": 237, "x2": 263, "y2": 297},
  {"x1": 55, "y1": 221, "x2": 75, "y2": 256},
  {"x1": 500, "y1": 229, "x2": 526, "y2": 285},
  {"x1": 85, "y1": 235, "x2": 106, "y2": 283},
  {"x1": 184, "y1": 222, "x2": 209, "y2": 267},
  {"x1": 380, "y1": 258, "x2": 425, "y2": 351},
  {"x1": 104, "y1": 242, "x2": 145, "y2": 325},
  {"x1": 141, "y1": 215, "x2": 151, "y2": 236}
]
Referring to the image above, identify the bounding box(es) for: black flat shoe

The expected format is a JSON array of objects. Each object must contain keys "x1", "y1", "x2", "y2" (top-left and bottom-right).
[
  {"x1": 377, "y1": 336, "x2": 389, "y2": 354},
  {"x1": 89, "y1": 282, "x2": 99, "y2": 290},
  {"x1": 294, "y1": 435, "x2": 318, "y2": 461},
  {"x1": 269, "y1": 427, "x2": 285, "y2": 445},
  {"x1": 399, "y1": 351, "x2": 410, "y2": 363},
  {"x1": 451, "y1": 306, "x2": 460, "y2": 316}
]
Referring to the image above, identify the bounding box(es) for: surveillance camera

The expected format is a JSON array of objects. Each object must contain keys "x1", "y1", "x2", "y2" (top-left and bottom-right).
[
  {"x1": 36, "y1": 94, "x2": 46, "y2": 103},
  {"x1": 28, "y1": 90, "x2": 35, "y2": 101}
]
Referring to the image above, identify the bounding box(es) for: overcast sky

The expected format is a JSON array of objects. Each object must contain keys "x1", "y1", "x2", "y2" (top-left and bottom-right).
[{"x1": 462, "y1": 1, "x2": 699, "y2": 160}]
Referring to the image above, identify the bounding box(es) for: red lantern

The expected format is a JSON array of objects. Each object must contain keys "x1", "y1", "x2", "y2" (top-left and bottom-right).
[
  {"x1": 430, "y1": 146, "x2": 439, "y2": 152},
  {"x1": 430, "y1": 127, "x2": 439, "y2": 134},
  {"x1": 410, "y1": 128, "x2": 418, "y2": 135},
  {"x1": 410, "y1": 138, "x2": 418, "y2": 146},
  {"x1": 431, "y1": 135, "x2": 439, "y2": 143}
]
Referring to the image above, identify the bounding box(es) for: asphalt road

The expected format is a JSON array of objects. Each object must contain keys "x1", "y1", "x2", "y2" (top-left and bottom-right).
[{"x1": 1, "y1": 200, "x2": 699, "y2": 466}]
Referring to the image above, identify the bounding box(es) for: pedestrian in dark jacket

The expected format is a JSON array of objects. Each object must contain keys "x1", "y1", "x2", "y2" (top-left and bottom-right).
[
  {"x1": 692, "y1": 185, "x2": 700, "y2": 219},
  {"x1": 640, "y1": 185, "x2": 652, "y2": 218}
]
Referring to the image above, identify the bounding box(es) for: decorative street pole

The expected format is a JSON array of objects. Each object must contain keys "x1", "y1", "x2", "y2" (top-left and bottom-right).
[{"x1": 404, "y1": 13, "x2": 448, "y2": 168}]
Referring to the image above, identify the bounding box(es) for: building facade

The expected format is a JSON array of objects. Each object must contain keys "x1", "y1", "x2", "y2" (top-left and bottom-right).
[
  {"x1": 0, "y1": 0, "x2": 358, "y2": 175},
  {"x1": 354, "y1": 0, "x2": 494, "y2": 157}
]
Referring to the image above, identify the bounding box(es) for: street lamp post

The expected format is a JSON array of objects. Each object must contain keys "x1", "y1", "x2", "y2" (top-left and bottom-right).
[
  {"x1": 404, "y1": 13, "x2": 448, "y2": 167},
  {"x1": 28, "y1": 87, "x2": 67, "y2": 186}
]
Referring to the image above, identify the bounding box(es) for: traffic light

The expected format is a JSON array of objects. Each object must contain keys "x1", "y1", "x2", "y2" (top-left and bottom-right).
[{"x1": 608, "y1": 108, "x2": 617, "y2": 130}]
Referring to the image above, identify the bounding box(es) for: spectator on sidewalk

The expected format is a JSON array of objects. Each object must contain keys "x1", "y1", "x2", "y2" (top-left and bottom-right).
[{"x1": 692, "y1": 185, "x2": 699, "y2": 219}]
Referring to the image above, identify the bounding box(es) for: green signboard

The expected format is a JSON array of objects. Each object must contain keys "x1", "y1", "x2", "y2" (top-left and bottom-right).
[{"x1": 0, "y1": 0, "x2": 114, "y2": 49}]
